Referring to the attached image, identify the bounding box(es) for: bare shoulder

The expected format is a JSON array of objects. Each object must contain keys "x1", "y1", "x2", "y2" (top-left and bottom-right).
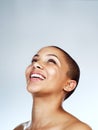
[
  {"x1": 67, "y1": 120, "x2": 92, "y2": 130},
  {"x1": 13, "y1": 121, "x2": 30, "y2": 130},
  {"x1": 62, "y1": 111, "x2": 92, "y2": 130},
  {"x1": 13, "y1": 124, "x2": 24, "y2": 130}
]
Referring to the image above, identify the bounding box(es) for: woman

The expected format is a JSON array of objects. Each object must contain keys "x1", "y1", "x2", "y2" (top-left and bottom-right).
[{"x1": 14, "y1": 45, "x2": 92, "y2": 130}]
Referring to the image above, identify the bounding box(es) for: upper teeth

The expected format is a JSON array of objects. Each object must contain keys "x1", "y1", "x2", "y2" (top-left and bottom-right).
[{"x1": 31, "y1": 74, "x2": 45, "y2": 80}]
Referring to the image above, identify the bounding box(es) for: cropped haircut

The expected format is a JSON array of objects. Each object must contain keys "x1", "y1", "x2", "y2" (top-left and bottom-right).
[{"x1": 50, "y1": 46, "x2": 80, "y2": 100}]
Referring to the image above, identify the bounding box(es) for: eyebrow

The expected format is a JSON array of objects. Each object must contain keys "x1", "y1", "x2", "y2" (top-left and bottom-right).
[
  {"x1": 47, "y1": 54, "x2": 59, "y2": 60},
  {"x1": 33, "y1": 54, "x2": 59, "y2": 59},
  {"x1": 33, "y1": 54, "x2": 39, "y2": 57},
  {"x1": 34, "y1": 53, "x2": 59, "y2": 58}
]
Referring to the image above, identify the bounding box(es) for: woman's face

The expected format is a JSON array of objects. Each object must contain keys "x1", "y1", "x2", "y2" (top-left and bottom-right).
[{"x1": 25, "y1": 46, "x2": 69, "y2": 97}]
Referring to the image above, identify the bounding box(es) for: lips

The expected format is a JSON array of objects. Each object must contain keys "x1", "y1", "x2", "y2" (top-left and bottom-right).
[{"x1": 30, "y1": 73, "x2": 46, "y2": 80}]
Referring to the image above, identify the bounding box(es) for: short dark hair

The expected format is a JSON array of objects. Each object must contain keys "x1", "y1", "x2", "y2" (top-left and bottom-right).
[{"x1": 50, "y1": 46, "x2": 80, "y2": 100}]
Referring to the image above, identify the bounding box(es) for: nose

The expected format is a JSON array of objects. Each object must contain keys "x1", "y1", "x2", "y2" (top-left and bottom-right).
[{"x1": 33, "y1": 61, "x2": 43, "y2": 69}]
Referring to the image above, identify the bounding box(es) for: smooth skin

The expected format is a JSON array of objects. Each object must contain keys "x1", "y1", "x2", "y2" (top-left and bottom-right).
[{"x1": 14, "y1": 46, "x2": 92, "y2": 130}]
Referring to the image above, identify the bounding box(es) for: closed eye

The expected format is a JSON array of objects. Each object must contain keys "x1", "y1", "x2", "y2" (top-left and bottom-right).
[
  {"x1": 48, "y1": 59, "x2": 57, "y2": 64},
  {"x1": 31, "y1": 58, "x2": 38, "y2": 63}
]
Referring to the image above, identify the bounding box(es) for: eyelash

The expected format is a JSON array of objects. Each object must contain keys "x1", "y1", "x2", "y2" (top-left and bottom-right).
[
  {"x1": 31, "y1": 58, "x2": 57, "y2": 65},
  {"x1": 31, "y1": 58, "x2": 38, "y2": 63},
  {"x1": 48, "y1": 59, "x2": 57, "y2": 64}
]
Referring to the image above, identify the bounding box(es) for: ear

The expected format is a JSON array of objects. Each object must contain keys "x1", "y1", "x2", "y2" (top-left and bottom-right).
[{"x1": 63, "y1": 80, "x2": 77, "y2": 92}]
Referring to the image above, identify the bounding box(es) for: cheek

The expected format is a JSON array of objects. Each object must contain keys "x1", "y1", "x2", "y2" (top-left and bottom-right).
[
  {"x1": 48, "y1": 68, "x2": 58, "y2": 77},
  {"x1": 47, "y1": 67, "x2": 62, "y2": 83},
  {"x1": 48, "y1": 68, "x2": 66, "y2": 84}
]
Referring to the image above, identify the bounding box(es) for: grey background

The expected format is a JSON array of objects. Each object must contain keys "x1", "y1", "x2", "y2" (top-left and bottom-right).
[{"x1": 0, "y1": 0, "x2": 98, "y2": 130}]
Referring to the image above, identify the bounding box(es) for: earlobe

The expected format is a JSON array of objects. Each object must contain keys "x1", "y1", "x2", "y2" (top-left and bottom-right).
[{"x1": 63, "y1": 80, "x2": 77, "y2": 92}]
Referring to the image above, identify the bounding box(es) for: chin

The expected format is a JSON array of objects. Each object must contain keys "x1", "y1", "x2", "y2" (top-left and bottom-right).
[{"x1": 26, "y1": 84, "x2": 42, "y2": 94}]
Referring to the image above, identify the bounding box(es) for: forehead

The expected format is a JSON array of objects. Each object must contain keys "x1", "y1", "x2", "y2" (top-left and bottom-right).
[{"x1": 37, "y1": 46, "x2": 65, "y2": 57}]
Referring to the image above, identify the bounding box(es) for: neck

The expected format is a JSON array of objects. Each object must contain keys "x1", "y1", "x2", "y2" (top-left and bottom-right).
[{"x1": 30, "y1": 95, "x2": 64, "y2": 129}]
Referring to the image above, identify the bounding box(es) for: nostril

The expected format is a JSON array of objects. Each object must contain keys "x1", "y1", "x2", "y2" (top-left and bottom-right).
[
  {"x1": 36, "y1": 65, "x2": 41, "y2": 69},
  {"x1": 33, "y1": 62, "x2": 43, "y2": 69}
]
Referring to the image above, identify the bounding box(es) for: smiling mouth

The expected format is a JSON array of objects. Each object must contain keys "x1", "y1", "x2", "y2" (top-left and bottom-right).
[{"x1": 30, "y1": 73, "x2": 46, "y2": 80}]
